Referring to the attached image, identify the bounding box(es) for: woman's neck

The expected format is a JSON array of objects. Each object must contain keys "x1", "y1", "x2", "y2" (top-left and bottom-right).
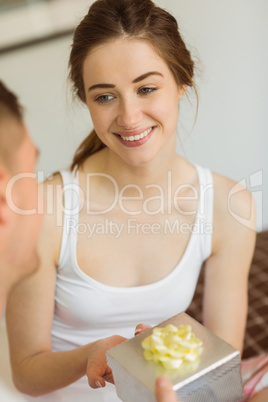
[
  {"x1": 99, "y1": 141, "x2": 183, "y2": 190},
  {"x1": 79, "y1": 142, "x2": 196, "y2": 217}
]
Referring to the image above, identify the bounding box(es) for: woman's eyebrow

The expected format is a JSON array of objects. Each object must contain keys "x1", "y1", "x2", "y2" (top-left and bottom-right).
[
  {"x1": 88, "y1": 83, "x2": 115, "y2": 92},
  {"x1": 132, "y1": 71, "x2": 163, "y2": 83},
  {"x1": 88, "y1": 71, "x2": 163, "y2": 92},
  {"x1": 88, "y1": 84, "x2": 115, "y2": 92}
]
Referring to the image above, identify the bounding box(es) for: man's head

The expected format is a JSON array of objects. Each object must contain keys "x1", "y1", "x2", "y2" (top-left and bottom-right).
[{"x1": 0, "y1": 81, "x2": 42, "y2": 310}]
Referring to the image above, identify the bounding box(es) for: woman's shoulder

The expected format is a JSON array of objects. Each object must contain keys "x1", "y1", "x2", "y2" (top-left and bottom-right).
[
  {"x1": 211, "y1": 171, "x2": 256, "y2": 252},
  {"x1": 212, "y1": 171, "x2": 254, "y2": 222},
  {"x1": 185, "y1": 161, "x2": 254, "y2": 227},
  {"x1": 39, "y1": 171, "x2": 65, "y2": 217},
  {"x1": 40, "y1": 170, "x2": 64, "y2": 189},
  {"x1": 38, "y1": 172, "x2": 65, "y2": 267}
]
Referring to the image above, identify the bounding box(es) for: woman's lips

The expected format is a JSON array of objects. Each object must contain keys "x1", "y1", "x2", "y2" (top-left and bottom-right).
[{"x1": 114, "y1": 126, "x2": 156, "y2": 147}]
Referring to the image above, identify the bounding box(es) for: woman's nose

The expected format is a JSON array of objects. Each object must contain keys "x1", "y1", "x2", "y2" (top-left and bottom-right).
[{"x1": 116, "y1": 97, "x2": 142, "y2": 129}]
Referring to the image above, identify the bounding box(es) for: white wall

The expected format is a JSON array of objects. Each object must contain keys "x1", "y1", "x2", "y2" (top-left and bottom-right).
[
  {"x1": 0, "y1": 0, "x2": 267, "y2": 230},
  {"x1": 0, "y1": 34, "x2": 90, "y2": 174}
]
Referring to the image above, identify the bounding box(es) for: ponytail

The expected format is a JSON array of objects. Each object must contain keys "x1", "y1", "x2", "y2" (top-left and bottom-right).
[{"x1": 71, "y1": 129, "x2": 106, "y2": 171}]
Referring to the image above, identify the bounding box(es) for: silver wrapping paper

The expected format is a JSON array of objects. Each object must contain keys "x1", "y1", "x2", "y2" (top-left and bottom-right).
[{"x1": 107, "y1": 312, "x2": 243, "y2": 402}]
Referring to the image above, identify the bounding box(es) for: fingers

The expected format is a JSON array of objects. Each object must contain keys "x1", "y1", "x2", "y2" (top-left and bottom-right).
[
  {"x1": 155, "y1": 377, "x2": 179, "y2": 402},
  {"x1": 87, "y1": 335, "x2": 126, "y2": 389},
  {"x1": 134, "y1": 323, "x2": 152, "y2": 336},
  {"x1": 87, "y1": 340, "x2": 108, "y2": 389}
]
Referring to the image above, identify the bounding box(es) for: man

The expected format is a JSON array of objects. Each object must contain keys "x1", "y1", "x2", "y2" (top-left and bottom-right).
[
  {"x1": 0, "y1": 80, "x2": 42, "y2": 401},
  {"x1": 0, "y1": 80, "x2": 42, "y2": 315}
]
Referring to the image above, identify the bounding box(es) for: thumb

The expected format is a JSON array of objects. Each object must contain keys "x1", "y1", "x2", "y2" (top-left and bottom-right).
[
  {"x1": 155, "y1": 377, "x2": 179, "y2": 402},
  {"x1": 134, "y1": 323, "x2": 152, "y2": 336},
  {"x1": 87, "y1": 335, "x2": 126, "y2": 388}
]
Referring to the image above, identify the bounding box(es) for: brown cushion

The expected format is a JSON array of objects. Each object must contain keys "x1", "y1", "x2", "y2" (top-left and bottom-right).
[{"x1": 186, "y1": 231, "x2": 268, "y2": 359}]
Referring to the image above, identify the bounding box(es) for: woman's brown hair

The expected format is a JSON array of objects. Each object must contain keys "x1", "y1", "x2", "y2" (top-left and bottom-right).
[{"x1": 69, "y1": 0, "x2": 196, "y2": 170}]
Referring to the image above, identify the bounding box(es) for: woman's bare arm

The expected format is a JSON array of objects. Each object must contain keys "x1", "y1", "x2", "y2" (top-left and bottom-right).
[
  {"x1": 6, "y1": 176, "x2": 125, "y2": 396},
  {"x1": 203, "y1": 174, "x2": 256, "y2": 353}
]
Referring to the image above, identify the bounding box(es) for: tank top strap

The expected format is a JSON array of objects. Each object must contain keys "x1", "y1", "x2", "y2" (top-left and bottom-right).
[
  {"x1": 194, "y1": 164, "x2": 214, "y2": 261},
  {"x1": 58, "y1": 168, "x2": 80, "y2": 267}
]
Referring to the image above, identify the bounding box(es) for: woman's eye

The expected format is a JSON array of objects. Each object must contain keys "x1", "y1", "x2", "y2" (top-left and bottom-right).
[
  {"x1": 139, "y1": 87, "x2": 157, "y2": 95},
  {"x1": 95, "y1": 94, "x2": 114, "y2": 104}
]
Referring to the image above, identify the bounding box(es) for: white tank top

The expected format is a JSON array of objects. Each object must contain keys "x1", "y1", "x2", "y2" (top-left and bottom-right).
[{"x1": 25, "y1": 164, "x2": 214, "y2": 402}]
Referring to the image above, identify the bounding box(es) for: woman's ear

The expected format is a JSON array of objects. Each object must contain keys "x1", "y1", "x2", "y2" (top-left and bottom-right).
[{"x1": 178, "y1": 84, "x2": 188, "y2": 100}]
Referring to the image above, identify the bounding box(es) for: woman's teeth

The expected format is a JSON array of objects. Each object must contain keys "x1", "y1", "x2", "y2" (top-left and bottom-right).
[{"x1": 120, "y1": 127, "x2": 153, "y2": 142}]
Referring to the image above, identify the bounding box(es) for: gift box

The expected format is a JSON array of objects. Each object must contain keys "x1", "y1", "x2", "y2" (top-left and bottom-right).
[{"x1": 106, "y1": 312, "x2": 243, "y2": 402}]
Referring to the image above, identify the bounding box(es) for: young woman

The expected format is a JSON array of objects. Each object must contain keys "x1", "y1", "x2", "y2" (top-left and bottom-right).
[{"x1": 6, "y1": 0, "x2": 256, "y2": 401}]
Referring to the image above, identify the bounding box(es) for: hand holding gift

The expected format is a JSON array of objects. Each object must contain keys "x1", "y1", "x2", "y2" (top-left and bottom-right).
[{"x1": 87, "y1": 335, "x2": 126, "y2": 389}]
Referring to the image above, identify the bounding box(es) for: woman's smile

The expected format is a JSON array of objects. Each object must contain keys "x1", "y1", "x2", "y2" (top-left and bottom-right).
[
  {"x1": 114, "y1": 126, "x2": 156, "y2": 147},
  {"x1": 83, "y1": 39, "x2": 185, "y2": 166}
]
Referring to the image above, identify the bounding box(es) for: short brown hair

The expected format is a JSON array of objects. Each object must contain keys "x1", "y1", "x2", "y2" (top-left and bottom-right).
[
  {"x1": 69, "y1": 0, "x2": 197, "y2": 170},
  {"x1": 0, "y1": 81, "x2": 25, "y2": 168}
]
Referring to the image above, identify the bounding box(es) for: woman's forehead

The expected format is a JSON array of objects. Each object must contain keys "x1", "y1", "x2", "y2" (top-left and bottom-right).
[{"x1": 83, "y1": 38, "x2": 169, "y2": 82}]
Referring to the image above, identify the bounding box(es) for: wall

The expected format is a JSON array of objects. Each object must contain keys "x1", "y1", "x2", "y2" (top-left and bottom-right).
[{"x1": 0, "y1": 0, "x2": 267, "y2": 230}]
